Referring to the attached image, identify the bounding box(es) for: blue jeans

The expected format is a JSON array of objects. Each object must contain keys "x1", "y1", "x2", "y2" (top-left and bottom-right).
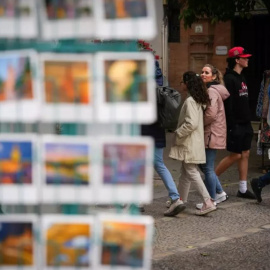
[
  {"x1": 154, "y1": 147, "x2": 180, "y2": 201},
  {"x1": 259, "y1": 171, "x2": 270, "y2": 188},
  {"x1": 200, "y1": 149, "x2": 223, "y2": 199}
]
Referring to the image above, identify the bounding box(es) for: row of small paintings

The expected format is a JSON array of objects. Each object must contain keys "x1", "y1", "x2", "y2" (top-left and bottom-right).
[
  {"x1": 0, "y1": 214, "x2": 153, "y2": 270},
  {"x1": 0, "y1": 50, "x2": 156, "y2": 123},
  {"x1": 0, "y1": 0, "x2": 156, "y2": 39},
  {"x1": 0, "y1": 134, "x2": 154, "y2": 204}
]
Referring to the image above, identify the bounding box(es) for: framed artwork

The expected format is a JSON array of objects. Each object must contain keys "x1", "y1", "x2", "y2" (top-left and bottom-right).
[
  {"x1": 0, "y1": 50, "x2": 40, "y2": 122},
  {"x1": 94, "y1": 214, "x2": 154, "y2": 270},
  {"x1": 94, "y1": 0, "x2": 156, "y2": 39},
  {"x1": 95, "y1": 136, "x2": 154, "y2": 204},
  {"x1": 0, "y1": 215, "x2": 38, "y2": 270},
  {"x1": 40, "y1": 0, "x2": 94, "y2": 40},
  {"x1": 39, "y1": 53, "x2": 93, "y2": 122},
  {"x1": 95, "y1": 52, "x2": 156, "y2": 123},
  {"x1": 0, "y1": 134, "x2": 39, "y2": 204},
  {"x1": 0, "y1": 0, "x2": 38, "y2": 38},
  {"x1": 41, "y1": 215, "x2": 94, "y2": 270},
  {"x1": 40, "y1": 135, "x2": 94, "y2": 203}
]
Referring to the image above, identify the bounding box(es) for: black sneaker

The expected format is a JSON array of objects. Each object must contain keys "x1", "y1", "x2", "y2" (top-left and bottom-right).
[
  {"x1": 251, "y1": 178, "x2": 262, "y2": 203},
  {"x1": 237, "y1": 189, "x2": 256, "y2": 199}
]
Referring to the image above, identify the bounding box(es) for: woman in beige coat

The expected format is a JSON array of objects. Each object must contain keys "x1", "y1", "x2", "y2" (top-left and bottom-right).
[{"x1": 169, "y1": 71, "x2": 216, "y2": 215}]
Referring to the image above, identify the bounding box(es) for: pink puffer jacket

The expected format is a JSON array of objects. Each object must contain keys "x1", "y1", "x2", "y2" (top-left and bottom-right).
[{"x1": 204, "y1": 84, "x2": 230, "y2": 149}]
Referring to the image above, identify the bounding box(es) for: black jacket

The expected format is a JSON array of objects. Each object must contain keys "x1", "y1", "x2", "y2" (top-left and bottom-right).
[
  {"x1": 223, "y1": 68, "x2": 251, "y2": 128},
  {"x1": 141, "y1": 122, "x2": 166, "y2": 148}
]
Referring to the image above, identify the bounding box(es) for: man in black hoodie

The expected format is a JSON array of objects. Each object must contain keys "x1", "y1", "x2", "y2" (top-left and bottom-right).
[{"x1": 215, "y1": 47, "x2": 256, "y2": 199}]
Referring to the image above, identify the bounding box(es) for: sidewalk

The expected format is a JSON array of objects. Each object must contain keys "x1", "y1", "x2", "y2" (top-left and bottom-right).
[{"x1": 147, "y1": 133, "x2": 270, "y2": 270}]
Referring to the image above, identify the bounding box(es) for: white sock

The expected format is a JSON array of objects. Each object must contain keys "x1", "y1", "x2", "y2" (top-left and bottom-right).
[{"x1": 239, "y1": 180, "x2": 247, "y2": 193}]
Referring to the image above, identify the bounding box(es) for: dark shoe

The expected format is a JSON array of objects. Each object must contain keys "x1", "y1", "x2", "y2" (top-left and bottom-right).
[
  {"x1": 237, "y1": 189, "x2": 256, "y2": 199},
  {"x1": 137, "y1": 204, "x2": 145, "y2": 213},
  {"x1": 164, "y1": 199, "x2": 186, "y2": 217},
  {"x1": 251, "y1": 178, "x2": 262, "y2": 203},
  {"x1": 139, "y1": 206, "x2": 145, "y2": 213}
]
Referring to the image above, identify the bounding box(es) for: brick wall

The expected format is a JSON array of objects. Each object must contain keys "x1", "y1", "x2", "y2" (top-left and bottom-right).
[{"x1": 168, "y1": 20, "x2": 232, "y2": 91}]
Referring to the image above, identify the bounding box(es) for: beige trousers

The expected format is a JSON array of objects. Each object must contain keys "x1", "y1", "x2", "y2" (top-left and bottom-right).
[{"x1": 178, "y1": 161, "x2": 211, "y2": 203}]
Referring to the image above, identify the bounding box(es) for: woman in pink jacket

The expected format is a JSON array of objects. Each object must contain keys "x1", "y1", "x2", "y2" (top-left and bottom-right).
[{"x1": 197, "y1": 64, "x2": 230, "y2": 209}]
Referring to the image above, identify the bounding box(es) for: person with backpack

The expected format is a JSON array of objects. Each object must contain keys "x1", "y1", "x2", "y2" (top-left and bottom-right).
[
  {"x1": 169, "y1": 71, "x2": 216, "y2": 215},
  {"x1": 141, "y1": 60, "x2": 186, "y2": 217},
  {"x1": 196, "y1": 64, "x2": 230, "y2": 210}
]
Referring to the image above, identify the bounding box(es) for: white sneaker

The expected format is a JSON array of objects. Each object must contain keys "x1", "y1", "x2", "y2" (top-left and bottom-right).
[
  {"x1": 196, "y1": 201, "x2": 216, "y2": 210},
  {"x1": 215, "y1": 191, "x2": 228, "y2": 204}
]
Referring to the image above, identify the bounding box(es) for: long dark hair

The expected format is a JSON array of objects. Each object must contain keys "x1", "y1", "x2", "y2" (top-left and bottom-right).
[{"x1": 183, "y1": 71, "x2": 209, "y2": 105}]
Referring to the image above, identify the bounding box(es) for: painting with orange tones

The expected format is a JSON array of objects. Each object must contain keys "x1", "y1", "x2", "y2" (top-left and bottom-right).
[
  {"x1": 0, "y1": 55, "x2": 33, "y2": 101},
  {"x1": 0, "y1": 221, "x2": 34, "y2": 266},
  {"x1": 105, "y1": 59, "x2": 147, "y2": 102},
  {"x1": 100, "y1": 220, "x2": 146, "y2": 267},
  {"x1": 44, "y1": 142, "x2": 89, "y2": 185},
  {"x1": 46, "y1": 223, "x2": 91, "y2": 267},
  {"x1": 44, "y1": 60, "x2": 90, "y2": 104},
  {"x1": 94, "y1": 52, "x2": 156, "y2": 123},
  {"x1": 45, "y1": 0, "x2": 93, "y2": 20},
  {"x1": 42, "y1": 215, "x2": 93, "y2": 269},
  {"x1": 0, "y1": 141, "x2": 32, "y2": 184},
  {"x1": 103, "y1": 143, "x2": 146, "y2": 184},
  {"x1": 104, "y1": 0, "x2": 147, "y2": 19}
]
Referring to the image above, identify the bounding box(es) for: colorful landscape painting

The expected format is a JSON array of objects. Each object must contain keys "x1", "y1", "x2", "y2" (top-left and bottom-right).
[
  {"x1": 0, "y1": 0, "x2": 32, "y2": 18},
  {"x1": 0, "y1": 55, "x2": 33, "y2": 101},
  {"x1": 0, "y1": 221, "x2": 34, "y2": 266},
  {"x1": 101, "y1": 221, "x2": 145, "y2": 267},
  {"x1": 103, "y1": 143, "x2": 146, "y2": 184},
  {"x1": 105, "y1": 59, "x2": 147, "y2": 102},
  {"x1": 45, "y1": 142, "x2": 89, "y2": 185},
  {"x1": 46, "y1": 223, "x2": 91, "y2": 267},
  {"x1": 45, "y1": 0, "x2": 92, "y2": 20},
  {"x1": 0, "y1": 141, "x2": 32, "y2": 184},
  {"x1": 44, "y1": 60, "x2": 90, "y2": 104},
  {"x1": 104, "y1": 0, "x2": 147, "y2": 19}
]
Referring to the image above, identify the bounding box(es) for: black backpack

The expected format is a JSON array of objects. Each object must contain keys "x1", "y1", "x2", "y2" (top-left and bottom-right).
[{"x1": 156, "y1": 86, "x2": 181, "y2": 130}]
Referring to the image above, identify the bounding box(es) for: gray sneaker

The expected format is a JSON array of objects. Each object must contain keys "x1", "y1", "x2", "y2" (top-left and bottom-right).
[{"x1": 164, "y1": 199, "x2": 186, "y2": 217}]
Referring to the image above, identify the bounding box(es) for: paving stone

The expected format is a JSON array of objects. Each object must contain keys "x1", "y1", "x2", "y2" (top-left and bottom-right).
[{"x1": 150, "y1": 137, "x2": 270, "y2": 269}]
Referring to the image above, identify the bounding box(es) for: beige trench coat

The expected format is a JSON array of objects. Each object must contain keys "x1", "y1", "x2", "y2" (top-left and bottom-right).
[{"x1": 169, "y1": 96, "x2": 206, "y2": 163}]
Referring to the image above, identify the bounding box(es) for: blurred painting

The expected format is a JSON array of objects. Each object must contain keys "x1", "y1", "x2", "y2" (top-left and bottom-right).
[
  {"x1": 101, "y1": 221, "x2": 146, "y2": 267},
  {"x1": 0, "y1": 221, "x2": 34, "y2": 266},
  {"x1": 46, "y1": 222, "x2": 91, "y2": 267},
  {"x1": 104, "y1": 0, "x2": 147, "y2": 19},
  {"x1": 103, "y1": 143, "x2": 146, "y2": 184},
  {"x1": 105, "y1": 59, "x2": 147, "y2": 102},
  {"x1": 44, "y1": 60, "x2": 90, "y2": 104},
  {"x1": 0, "y1": 0, "x2": 33, "y2": 18},
  {"x1": 45, "y1": 142, "x2": 90, "y2": 185},
  {"x1": 0, "y1": 55, "x2": 33, "y2": 101},
  {"x1": 0, "y1": 141, "x2": 32, "y2": 184},
  {"x1": 45, "y1": 0, "x2": 92, "y2": 20}
]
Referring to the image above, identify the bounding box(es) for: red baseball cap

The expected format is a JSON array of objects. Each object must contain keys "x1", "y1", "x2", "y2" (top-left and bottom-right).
[{"x1": 228, "y1": 47, "x2": 252, "y2": 58}]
